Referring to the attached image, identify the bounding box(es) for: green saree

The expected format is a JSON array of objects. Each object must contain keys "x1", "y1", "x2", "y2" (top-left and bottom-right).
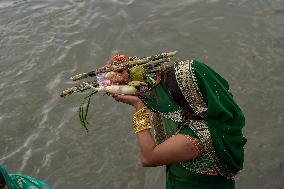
[
  {"x1": 0, "y1": 165, "x2": 52, "y2": 189},
  {"x1": 141, "y1": 60, "x2": 246, "y2": 189}
]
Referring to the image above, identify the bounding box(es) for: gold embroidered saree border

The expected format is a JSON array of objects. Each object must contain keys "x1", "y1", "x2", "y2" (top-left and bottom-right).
[
  {"x1": 174, "y1": 60, "x2": 236, "y2": 179},
  {"x1": 174, "y1": 60, "x2": 208, "y2": 117}
]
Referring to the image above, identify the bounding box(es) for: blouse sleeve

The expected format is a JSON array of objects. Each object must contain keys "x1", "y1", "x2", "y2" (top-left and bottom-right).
[{"x1": 177, "y1": 127, "x2": 205, "y2": 157}]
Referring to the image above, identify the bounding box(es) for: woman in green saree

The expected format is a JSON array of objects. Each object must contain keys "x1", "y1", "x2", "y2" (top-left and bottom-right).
[
  {"x1": 112, "y1": 59, "x2": 247, "y2": 189},
  {"x1": 0, "y1": 165, "x2": 52, "y2": 189}
]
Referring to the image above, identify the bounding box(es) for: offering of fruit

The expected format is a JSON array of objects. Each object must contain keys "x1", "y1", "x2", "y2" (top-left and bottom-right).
[
  {"x1": 129, "y1": 65, "x2": 146, "y2": 82},
  {"x1": 60, "y1": 51, "x2": 177, "y2": 130}
]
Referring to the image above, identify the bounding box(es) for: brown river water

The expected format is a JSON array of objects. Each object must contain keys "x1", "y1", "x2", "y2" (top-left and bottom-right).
[{"x1": 0, "y1": 0, "x2": 283, "y2": 188}]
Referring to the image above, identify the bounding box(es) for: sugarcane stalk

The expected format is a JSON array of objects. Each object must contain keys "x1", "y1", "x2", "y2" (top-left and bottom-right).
[
  {"x1": 70, "y1": 51, "x2": 177, "y2": 81},
  {"x1": 146, "y1": 64, "x2": 173, "y2": 73},
  {"x1": 61, "y1": 63, "x2": 173, "y2": 97},
  {"x1": 61, "y1": 63, "x2": 173, "y2": 98},
  {"x1": 70, "y1": 58, "x2": 170, "y2": 81},
  {"x1": 60, "y1": 81, "x2": 98, "y2": 97},
  {"x1": 60, "y1": 51, "x2": 178, "y2": 130}
]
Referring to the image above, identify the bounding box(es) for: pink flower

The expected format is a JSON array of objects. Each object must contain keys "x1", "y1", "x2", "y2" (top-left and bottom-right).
[{"x1": 99, "y1": 80, "x2": 112, "y2": 86}]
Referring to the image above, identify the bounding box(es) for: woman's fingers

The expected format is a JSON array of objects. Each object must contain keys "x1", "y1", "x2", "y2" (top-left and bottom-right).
[
  {"x1": 111, "y1": 93, "x2": 118, "y2": 98},
  {"x1": 114, "y1": 94, "x2": 127, "y2": 102},
  {"x1": 109, "y1": 92, "x2": 142, "y2": 108},
  {"x1": 110, "y1": 93, "x2": 145, "y2": 109},
  {"x1": 111, "y1": 94, "x2": 120, "y2": 102},
  {"x1": 111, "y1": 93, "x2": 127, "y2": 103}
]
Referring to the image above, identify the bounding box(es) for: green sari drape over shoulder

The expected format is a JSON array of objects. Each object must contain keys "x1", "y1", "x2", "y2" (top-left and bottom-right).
[
  {"x1": 0, "y1": 165, "x2": 52, "y2": 189},
  {"x1": 192, "y1": 61, "x2": 247, "y2": 174},
  {"x1": 140, "y1": 60, "x2": 246, "y2": 189}
]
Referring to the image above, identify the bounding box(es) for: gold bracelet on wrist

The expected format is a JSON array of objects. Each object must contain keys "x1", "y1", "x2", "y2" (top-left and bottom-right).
[{"x1": 133, "y1": 107, "x2": 152, "y2": 133}]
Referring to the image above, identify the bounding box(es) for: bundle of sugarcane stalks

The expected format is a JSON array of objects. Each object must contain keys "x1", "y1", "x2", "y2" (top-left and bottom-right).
[
  {"x1": 59, "y1": 51, "x2": 177, "y2": 131},
  {"x1": 60, "y1": 51, "x2": 177, "y2": 97}
]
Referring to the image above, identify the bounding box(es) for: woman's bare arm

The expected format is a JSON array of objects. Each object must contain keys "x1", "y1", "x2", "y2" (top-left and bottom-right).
[
  {"x1": 111, "y1": 94, "x2": 202, "y2": 167},
  {"x1": 136, "y1": 130, "x2": 200, "y2": 167}
]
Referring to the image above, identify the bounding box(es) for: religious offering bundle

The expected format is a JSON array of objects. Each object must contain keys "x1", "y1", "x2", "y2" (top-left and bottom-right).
[{"x1": 60, "y1": 51, "x2": 177, "y2": 130}]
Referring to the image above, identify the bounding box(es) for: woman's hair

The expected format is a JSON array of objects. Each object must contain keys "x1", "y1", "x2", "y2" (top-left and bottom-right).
[
  {"x1": 163, "y1": 67, "x2": 193, "y2": 112},
  {"x1": 163, "y1": 67, "x2": 203, "y2": 121},
  {"x1": 0, "y1": 172, "x2": 6, "y2": 189}
]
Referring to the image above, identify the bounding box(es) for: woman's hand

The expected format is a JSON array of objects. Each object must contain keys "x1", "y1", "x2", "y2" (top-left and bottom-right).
[{"x1": 112, "y1": 94, "x2": 146, "y2": 111}]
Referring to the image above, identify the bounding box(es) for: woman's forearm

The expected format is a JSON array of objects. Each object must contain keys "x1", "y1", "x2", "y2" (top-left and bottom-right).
[
  {"x1": 135, "y1": 130, "x2": 157, "y2": 167},
  {"x1": 135, "y1": 130, "x2": 201, "y2": 167},
  {"x1": 131, "y1": 99, "x2": 200, "y2": 167},
  {"x1": 133, "y1": 102, "x2": 158, "y2": 166}
]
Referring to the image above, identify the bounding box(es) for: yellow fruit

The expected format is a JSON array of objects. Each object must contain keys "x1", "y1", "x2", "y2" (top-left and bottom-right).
[{"x1": 129, "y1": 66, "x2": 145, "y2": 81}]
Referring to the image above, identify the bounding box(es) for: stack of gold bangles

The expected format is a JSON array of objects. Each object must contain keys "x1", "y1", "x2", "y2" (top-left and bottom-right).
[{"x1": 133, "y1": 107, "x2": 152, "y2": 133}]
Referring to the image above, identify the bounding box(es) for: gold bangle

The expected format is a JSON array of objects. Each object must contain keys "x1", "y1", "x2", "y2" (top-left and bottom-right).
[{"x1": 133, "y1": 107, "x2": 152, "y2": 133}]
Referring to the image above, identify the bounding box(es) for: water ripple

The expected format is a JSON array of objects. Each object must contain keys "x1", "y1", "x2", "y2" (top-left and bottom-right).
[
  {"x1": 0, "y1": 0, "x2": 283, "y2": 188},
  {"x1": 0, "y1": 133, "x2": 39, "y2": 161}
]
